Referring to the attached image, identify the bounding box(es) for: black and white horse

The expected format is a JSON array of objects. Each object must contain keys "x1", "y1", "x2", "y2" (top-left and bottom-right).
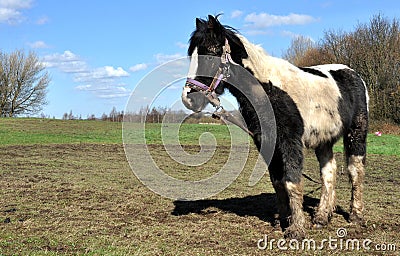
[{"x1": 181, "y1": 15, "x2": 369, "y2": 239}]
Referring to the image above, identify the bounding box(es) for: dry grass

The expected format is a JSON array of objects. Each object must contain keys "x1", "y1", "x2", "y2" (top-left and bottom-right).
[
  {"x1": 369, "y1": 120, "x2": 400, "y2": 135},
  {"x1": 1, "y1": 143, "x2": 399, "y2": 255}
]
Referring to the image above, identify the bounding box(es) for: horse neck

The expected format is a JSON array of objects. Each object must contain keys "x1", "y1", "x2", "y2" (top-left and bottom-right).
[
  {"x1": 226, "y1": 35, "x2": 287, "y2": 131},
  {"x1": 237, "y1": 34, "x2": 298, "y2": 89}
]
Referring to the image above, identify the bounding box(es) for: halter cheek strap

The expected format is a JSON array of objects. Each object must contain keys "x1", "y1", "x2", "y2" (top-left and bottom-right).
[{"x1": 221, "y1": 38, "x2": 238, "y2": 65}]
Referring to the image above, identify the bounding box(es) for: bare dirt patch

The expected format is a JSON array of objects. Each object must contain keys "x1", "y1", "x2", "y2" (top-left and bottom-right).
[{"x1": 0, "y1": 144, "x2": 399, "y2": 255}]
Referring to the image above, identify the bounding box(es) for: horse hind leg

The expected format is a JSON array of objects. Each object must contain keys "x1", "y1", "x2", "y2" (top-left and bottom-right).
[
  {"x1": 347, "y1": 154, "x2": 365, "y2": 225},
  {"x1": 344, "y1": 112, "x2": 368, "y2": 225},
  {"x1": 313, "y1": 143, "x2": 337, "y2": 228}
]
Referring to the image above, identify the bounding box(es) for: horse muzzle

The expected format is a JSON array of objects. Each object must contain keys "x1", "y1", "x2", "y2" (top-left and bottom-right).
[{"x1": 181, "y1": 85, "x2": 209, "y2": 112}]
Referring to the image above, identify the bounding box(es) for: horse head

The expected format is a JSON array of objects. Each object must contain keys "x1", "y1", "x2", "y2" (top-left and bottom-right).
[{"x1": 182, "y1": 15, "x2": 247, "y2": 112}]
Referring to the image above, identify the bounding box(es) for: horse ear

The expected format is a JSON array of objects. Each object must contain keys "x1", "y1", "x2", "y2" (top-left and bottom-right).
[
  {"x1": 207, "y1": 15, "x2": 222, "y2": 33},
  {"x1": 207, "y1": 15, "x2": 216, "y2": 29},
  {"x1": 196, "y1": 18, "x2": 203, "y2": 30}
]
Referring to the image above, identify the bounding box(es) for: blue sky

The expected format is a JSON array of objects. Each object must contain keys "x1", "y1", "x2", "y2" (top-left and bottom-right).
[{"x1": 1, "y1": 0, "x2": 399, "y2": 118}]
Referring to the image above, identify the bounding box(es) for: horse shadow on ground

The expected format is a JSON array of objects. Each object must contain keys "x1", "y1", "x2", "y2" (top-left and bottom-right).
[{"x1": 172, "y1": 193, "x2": 350, "y2": 226}]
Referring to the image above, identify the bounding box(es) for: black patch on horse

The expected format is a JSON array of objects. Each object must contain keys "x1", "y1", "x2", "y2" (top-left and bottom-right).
[
  {"x1": 225, "y1": 79, "x2": 305, "y2": 183},
  {"x1": 329, "y1": 68, "x2": 369, "y2": 157}
]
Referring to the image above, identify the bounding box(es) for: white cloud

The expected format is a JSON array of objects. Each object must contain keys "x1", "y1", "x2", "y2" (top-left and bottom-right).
[
  {"x1": 129, "y1": 63, "x2": 148, "y2": 72},
  {"x1": 42, "y1": 50, "x2": 131, "y2": 99},
  {"x1": 99, "y1": 66, "x2": 129, "y2": 78},
  {"x1": 96, "y1": 86, "x2": 131, "y2": 99},
  {"x1": 0, "y1": 0, "x2": 32, "y2": 9},
  {"x1": 0, "y1": 0, "x2": 33, "y2": 24},
  {"x1": 41, "y1": 50, "x2": 87, "y2": 73},
  {"x1": 75, "y1": 84, "x2": 92, "y2": 90},
  {"x1": 42, "y1": 51, "x2": 81, "y2": 64},
  {"x1": 28, "y1": 40, "x2": 50, "y2": 49},
  {"x1": 175, "y1": 42, "x2": 188, "y2": 49},
  {"x1": 0, "y1": 6, "x2": 21, "y2": 23},
  {"x1": 231, "y1": 10, "x2": 243, "y2": 19},
  {"x1": 75, "y1": 84, "x2": 131, "y2": 99},
  {"x1": 42, "y1": 51, "x2": 130, "y2": 79},
  {"x1": 154, "y1": 53, "x2": 184, "y2": 64},
  {"x1": 245, "y1": 12, "x2": 317, "y2": 28},
  {"x1": 73, "y1": 66, "x2": 129, "y2": 84},
  {"x1": 36, "y1": 16, "x2": 49, "y2": 25}
]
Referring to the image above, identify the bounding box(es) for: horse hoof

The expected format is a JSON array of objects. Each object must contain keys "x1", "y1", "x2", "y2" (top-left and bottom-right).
[
  {"x1": 349, "y1": 213, "x2": 366, "y2": 227},
  {"x1": 284, "y1": 225, "x2": 306, "y2": 240},
  {"x1": 312, "y1": 214, "x2": 330, "y2": 228}
]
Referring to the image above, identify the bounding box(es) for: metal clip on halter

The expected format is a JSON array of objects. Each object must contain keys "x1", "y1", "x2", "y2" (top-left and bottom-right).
[{"x1": 205, "y1": 91, "x2": 221, "y2": 108}]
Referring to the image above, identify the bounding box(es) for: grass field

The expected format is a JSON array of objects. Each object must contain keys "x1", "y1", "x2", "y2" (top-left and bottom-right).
[{"x1": 0, "y1": 118, "x2": 399, "y2": 255}]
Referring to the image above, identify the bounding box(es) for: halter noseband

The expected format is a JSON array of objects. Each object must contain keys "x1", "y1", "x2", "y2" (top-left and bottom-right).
[{"x1": 185, "y1": 38, "x2": 238, "y2": 96}]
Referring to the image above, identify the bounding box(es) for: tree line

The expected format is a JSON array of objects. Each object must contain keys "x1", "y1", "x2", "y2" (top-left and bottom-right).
[
  {"x1": 283, "y1": 14, "x2": 400, "y2": 124},
  {"x1": 63, "y1": 106, "x2": 220, "y2": 124}
]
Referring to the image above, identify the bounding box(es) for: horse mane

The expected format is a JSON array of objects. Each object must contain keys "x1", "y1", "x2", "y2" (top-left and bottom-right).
[
  {"x1": 188, "y1": 15, "x2": 246, "y2": 61},
  {"x1": 188, "y1": 15, "x2": 315, "y2": 88}
]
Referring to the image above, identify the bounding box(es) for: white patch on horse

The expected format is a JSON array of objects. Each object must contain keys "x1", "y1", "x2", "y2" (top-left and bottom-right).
[
  {"x1": 347, "y1": 155, "x2": 365, "y2": 216},
  {"x1": 320, "y1": 158, "x2": 337, "y2": 211},
  {"x1": 311, "y1": 64, "x2": 349, "y2": 72},
  {"x1": 311, "y1": 64, "x2": 369, "y2": 112},
  {"x1": 362, "y1": 79, "x2": 369, "y2": 112},
  {"x1": 181, "y1": 86, "x2": 193, "y2": 108},
  {"x1": 238, "y1": 35, "x2": 343, "y2": 148},
  {"x1": 188, "y1": 47, "x2": 198, "y2": 79},
  {"x1": 182, "y1": 47, "x2": 199, "y2": 109}
]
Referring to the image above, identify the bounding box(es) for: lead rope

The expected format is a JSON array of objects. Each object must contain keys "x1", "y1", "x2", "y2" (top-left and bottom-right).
[
  {"x1": 209, "y1": 107, "x2": 321, "y2": 187},
  {"x1": 206, "y1": 108, "x2": 254, "y2": 137}
]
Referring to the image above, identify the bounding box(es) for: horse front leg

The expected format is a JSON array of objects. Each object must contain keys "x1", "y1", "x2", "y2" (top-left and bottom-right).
[
  {"x1": 279, "y1": 144, "x2": 306, "y2": 240},
  {"x1": 271, "y1": 179, "x2": 289, "y2": 229},
  {"x1": 313, "y1": 143, "x2": 337, "y2": 227}
]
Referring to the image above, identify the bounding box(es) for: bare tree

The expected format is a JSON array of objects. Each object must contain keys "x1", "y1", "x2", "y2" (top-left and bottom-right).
[
  {"x1": 320, "y1": 14, "x2": 400, "y2": 122},
  {"x1": 0, "y1": 50, "x2": 50, "y2": 117},
  {"x1": 282, "y1": 35, "x2": 316, "y2": 66}
]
